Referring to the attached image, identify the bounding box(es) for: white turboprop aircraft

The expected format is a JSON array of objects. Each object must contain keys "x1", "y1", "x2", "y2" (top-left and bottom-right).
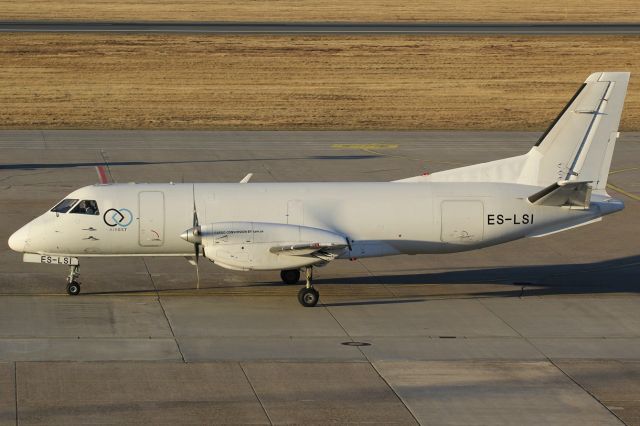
[{"x1": 8, "y1": 72, "x2": 629, "y2": 306}]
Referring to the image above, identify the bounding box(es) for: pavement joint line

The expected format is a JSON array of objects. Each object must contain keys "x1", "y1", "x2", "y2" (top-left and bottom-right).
[
  {"x1": 261, "y1": 163, "x2": 278, "y2": 182},
  {"x1": 329, "y1": 301, "x2": 421, "y2": 423},
  {"x1": 141, "y1": 258, "x2": 186, "y2": 363},
  {"x1": 354, "y1": 260, "x2": 395, "y2": 297},
  {"x1": 475, "y1": 298, "x2": 547, "y2": 358},
  {"x1": 547, "y1": 359, "x2": 626, "y2": 425},
  {"x1": 13, "y1": 361, "x2": 17, "y2": 426},
  {"x1": 321, "y1": 303, "x2": 357, "y2": 345},
  {"x1": 368, "y1": 361, "x2": 421, "y2": 425},
  {"x1": 477, "y1": 298, "x2": 627, "y2": 424},
  {"x1": 238, "y1": 362, "x2": 273, "y2": 425}
]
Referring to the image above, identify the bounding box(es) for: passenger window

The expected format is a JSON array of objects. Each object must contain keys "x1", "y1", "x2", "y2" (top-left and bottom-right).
[
  {"x1": 70, "y1": 200, "x2": 100, "y2": 215},
  {"x1": 51, "y1": 199, "x2": 79, "y2": 214}
]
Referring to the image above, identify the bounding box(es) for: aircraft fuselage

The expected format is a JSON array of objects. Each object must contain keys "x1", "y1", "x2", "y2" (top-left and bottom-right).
[{"x1": 10, "y1": 182, "x2": 620, "y2": 264}]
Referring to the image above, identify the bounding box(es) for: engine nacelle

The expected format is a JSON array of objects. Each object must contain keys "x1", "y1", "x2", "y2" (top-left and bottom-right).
[{"x1": 199, "y1": 222, "x2": 348, "y2": 271}]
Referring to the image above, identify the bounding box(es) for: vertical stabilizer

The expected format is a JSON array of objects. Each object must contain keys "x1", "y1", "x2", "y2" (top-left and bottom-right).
[
  {"x1": 396, "y1": 72, "x2": 630, "y2": 191},
  {"x1": 532, "y1": 72, "x2": 629, "y2": 192}
]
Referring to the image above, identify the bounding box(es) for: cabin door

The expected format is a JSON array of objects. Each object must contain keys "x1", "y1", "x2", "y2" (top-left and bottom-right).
[
  {"x1": 139, "y1": 191, "x2": 165, "y2": 246},
  {"x1": 440, "y1": 200, "x2": 484, "y2": 243}
]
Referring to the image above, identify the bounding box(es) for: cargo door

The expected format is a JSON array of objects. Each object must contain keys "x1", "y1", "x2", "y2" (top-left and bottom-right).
[
  {"x1": 440, "y1": 200, "x2": 484, "y2": 243},
  {"x1": 139, "y1": 191, "x2": 165, "y2": 246}
]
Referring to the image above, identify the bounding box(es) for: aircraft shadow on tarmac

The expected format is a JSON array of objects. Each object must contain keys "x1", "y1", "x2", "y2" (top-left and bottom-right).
[
  {"x1": 273, "y1": 254, "x2": 640, "y2": 298},
  {"x1": 80, "y1": 255, "x2": 640, "y2": 306},
  {"x1": 0, "y1": 156, "x2": 378, "y2": 170}
]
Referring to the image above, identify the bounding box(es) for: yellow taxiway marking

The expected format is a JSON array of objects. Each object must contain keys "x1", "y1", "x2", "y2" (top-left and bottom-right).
[
  {"x1": 332, "y1": 143, "x2": 398, "y2": 150},
  {"x1": 606, "y1": 183, "x2": 640, "y2": 202},
  {"x1": 609, "y1": 167, "x2": 640, "y2": 175}
]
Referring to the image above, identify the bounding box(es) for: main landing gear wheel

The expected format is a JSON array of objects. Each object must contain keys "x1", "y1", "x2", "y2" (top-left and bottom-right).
[
  {"x1": 298, "y1": 287, "x2": 319, "y2": 307},
  {"x1": 297, "y1": 266, "x2": 319, "y2": 307},
  {"x1": 66, "y1": 281, "x2": 81, "y2": 296},
  {"x1": 280, "y1": 269, "x2": 301, "y2": 285}
]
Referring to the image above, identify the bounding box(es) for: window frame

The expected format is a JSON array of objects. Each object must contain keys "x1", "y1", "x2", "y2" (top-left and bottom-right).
[
  {"x1": 69, "y1": 199, "x2": 100, "y2": 216},
  {"x1": 50, "y1": 198, "x2": 79, "y2": 214}
]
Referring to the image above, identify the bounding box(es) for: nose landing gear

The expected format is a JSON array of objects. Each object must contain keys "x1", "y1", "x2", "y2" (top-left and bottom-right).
[
  {"x1": 297, "y1": 266, "x2": 319, "y2": 307},
  {"x1": 66, "y1": 265, "x2": 81, "y2": 296}
]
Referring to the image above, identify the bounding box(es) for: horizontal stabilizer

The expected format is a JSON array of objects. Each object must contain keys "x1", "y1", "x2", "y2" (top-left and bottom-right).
[{"x1": 528, "y1": 180, "x2": 592, "y2": 208}]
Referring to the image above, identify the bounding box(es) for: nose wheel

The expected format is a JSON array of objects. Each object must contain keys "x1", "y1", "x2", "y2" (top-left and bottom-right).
[
  {"x1": 66, "y1": 281, "x2": 81, "y2": 296},
  {"x1": 66, "y1": 265, "x2": 81, "y2": 296},
  {"x1": 297, "y1": 266, "x2": 319, "y2": 307}
]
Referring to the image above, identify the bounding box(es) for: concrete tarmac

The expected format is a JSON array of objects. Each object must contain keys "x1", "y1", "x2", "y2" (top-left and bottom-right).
[
  {"x1": 0, "y1": 130, "x2": 639, "y2": 425},
  {"x1": 2, "y1": 21, "x2": 640, "y2": 34}
]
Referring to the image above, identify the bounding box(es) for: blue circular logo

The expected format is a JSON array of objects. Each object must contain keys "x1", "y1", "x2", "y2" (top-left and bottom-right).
[{"x1": 103, "y1": 208, "x2": 133, "y2": 227}]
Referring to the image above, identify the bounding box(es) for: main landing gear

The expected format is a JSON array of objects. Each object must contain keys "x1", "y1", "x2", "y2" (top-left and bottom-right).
[
  {"x1": 280, "y1": 269, "x2": 301, "y2": 285},
  {"x1": 297, "y1": 266, "x2": 319, "y2": 308},
  {"x1": 66, "y1": 265, "x2": 81, "y2": 296},
  {"x1": 280, "y1": 267, "x2": 318, "y2": 307}
]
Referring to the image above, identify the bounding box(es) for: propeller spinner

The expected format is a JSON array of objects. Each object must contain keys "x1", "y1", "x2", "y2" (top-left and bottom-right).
[{"x1": 180, "y1": 226, "x2": 202, "y2": 245}]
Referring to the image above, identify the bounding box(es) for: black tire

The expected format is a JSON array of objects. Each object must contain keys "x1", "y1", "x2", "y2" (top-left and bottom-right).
[
  {"x1": 297, "y1": 287, "x2": 319, "y2": 307},
  {"x1": 280, "y1": 269, "x2": 301, "y2": 285},
  {"x1": 67, "y1": 281, "x2": 81, "y2": 296}
]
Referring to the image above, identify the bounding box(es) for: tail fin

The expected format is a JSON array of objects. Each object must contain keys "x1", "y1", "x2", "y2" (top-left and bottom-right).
[
  {"x1": 533, "y1": 72, "x2": 629, "y2": 192},
  {"x1": 397, "y1": 72, "x2": 630, "y2": 191}
]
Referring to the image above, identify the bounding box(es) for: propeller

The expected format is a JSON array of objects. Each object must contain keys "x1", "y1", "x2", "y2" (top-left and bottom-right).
[{"x1": 180, "y1": 185, "x2": 202, "y2": 289}]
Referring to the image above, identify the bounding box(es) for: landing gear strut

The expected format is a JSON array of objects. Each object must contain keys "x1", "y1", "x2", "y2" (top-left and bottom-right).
[
  {"x1": 297, "y1": 266, "x2": 319, "y2": 307},
  {"x1": 280, "y1": 269, "x2": 301, "y2": 285},
  {"x1": 66, "y1": 264, "x2": 81, "y2": 296}
]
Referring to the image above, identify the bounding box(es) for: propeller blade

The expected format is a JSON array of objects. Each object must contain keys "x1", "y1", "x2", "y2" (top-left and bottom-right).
[
  {"x1": 192, "y1": 184, "x2": 200, "y2": 290},
  {"x1": 195, "y1": 245, "x2": 200, "y2": 290}
]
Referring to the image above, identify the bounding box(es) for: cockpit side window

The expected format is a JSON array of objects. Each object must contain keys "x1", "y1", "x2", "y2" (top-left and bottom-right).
[
  {"x1": 70, "y1": 200, "x2": 100, "y2": 215},
  {"x1": 50, "y1": 199, "x2": 79, "y2": 214}
]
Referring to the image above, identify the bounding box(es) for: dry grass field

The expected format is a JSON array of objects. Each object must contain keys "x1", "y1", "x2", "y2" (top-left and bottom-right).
[
  {"x1": 0, "y1": 34, "x2": 639, "y2": 130},
  {"x1": 1, "y1": 0, "x2": 639, "y2": 23}
]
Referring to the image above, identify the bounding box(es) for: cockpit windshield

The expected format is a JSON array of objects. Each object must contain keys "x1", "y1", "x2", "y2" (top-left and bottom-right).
[
  {"x1": 50, "y1": 199, "x2": 79, "y2": 214},
  {"x1": 70, "y1": 200, "x2": 100, "y2": 215}
]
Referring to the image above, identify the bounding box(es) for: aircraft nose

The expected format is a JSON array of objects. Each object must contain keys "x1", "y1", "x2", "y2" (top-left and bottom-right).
[{"x1": 8, "y1": 223, "x2": 30, "y2": 252}]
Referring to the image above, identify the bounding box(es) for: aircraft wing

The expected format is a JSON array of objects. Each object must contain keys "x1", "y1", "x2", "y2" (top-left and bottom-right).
[
  {"x1": 270, "y1": 242, "x2": 348, "y2": 261},
  {"x1": 528, "y1": 180, "x2": 592, "y2": 208}
]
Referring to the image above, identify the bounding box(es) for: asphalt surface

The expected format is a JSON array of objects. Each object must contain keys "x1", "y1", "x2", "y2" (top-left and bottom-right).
[
  {"x1": 1, "y1": 130, "x2": 639, "y2": 425},
  {"x1": 2, "y1": 21, "x2": 640, "y2": 34}
]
